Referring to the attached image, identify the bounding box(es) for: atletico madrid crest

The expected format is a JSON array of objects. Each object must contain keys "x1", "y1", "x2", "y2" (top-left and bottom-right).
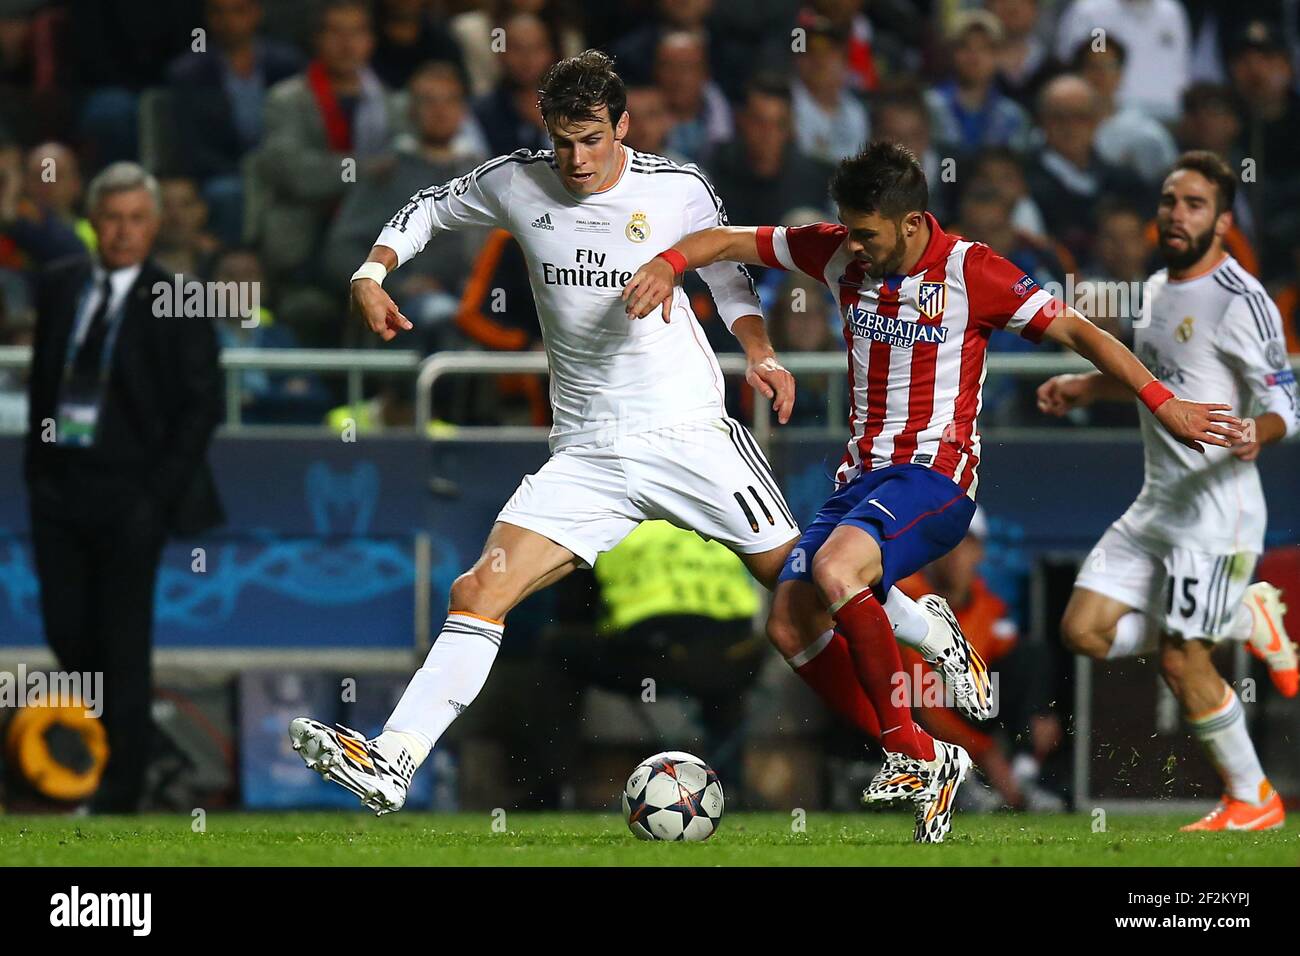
[{"x1": 917, "y1": 281, "x2": 946, "y2": 318}]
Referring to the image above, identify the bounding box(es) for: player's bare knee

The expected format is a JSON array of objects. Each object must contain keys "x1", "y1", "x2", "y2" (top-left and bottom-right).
[
  {"x1": 811, "y1": 551, "x2": 881, "y2": 609},
  {"x1": 1060, "y1": 606, "x2": 1110, "y2": 659},
  {"x1": 449, "y1": 567, "x2": 494, "y2": 613},
  {"x1": 765, "y1": 611, "x2": 805, "y2": 658},
  {"x1": 809, "y1": 551, "x2": 851, "y2": 607},
  {"x1": 1058, "y1": 620, "x2": 1085, "y2": 655},
  {"x1": 768, "y1": 582, "x2": 827, "y2": 658}
]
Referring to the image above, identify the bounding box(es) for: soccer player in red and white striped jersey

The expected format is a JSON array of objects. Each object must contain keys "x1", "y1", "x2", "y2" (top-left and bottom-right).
[
  {"x1": 756, "y1": 212, "x2": 1059, "y2": 493},
  {"x1": 624, "y1": 142, "x2": 1241, "y2": 841}
]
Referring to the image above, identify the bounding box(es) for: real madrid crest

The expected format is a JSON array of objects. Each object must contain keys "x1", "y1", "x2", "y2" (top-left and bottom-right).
[
  {"x1": 1265, "y1": 339, "x2": 1285, "y2": 369},
  {"x1": 1175, "y1": 316, "x2": 1194, "y2": 343},
  {"x1": 917, "y1": 281, "x2": 946, "y2": 319},
  {"x1": 626, "y1": 211, "x2": 650, "y2": 243}
]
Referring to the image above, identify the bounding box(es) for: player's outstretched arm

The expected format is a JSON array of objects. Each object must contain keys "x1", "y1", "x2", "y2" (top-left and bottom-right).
[
  {"x1": 350, "y1": 246, "x2": 412, "y2": 342},
  {"x1": 621, "y1": 227, "x2": 795, "y2": 423},
  {"x1": 621, "y1": 226, "x2": 765, "y2": 321},
  {"x1": 356, "y1": 158, "x2": 508, "y2": 341},
  {"x1": 1036, "y1": 369, "x2": 1132, "y2": 414},
  {"x1": 1041, "y1": 307, "x2": 1243, "y2": 453}
]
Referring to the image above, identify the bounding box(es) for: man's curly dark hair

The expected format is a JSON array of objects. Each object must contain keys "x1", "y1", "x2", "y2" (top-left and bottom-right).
[
  {"x1": 537, "y1": 49, "x2": 628, "y2": 130},
  {"x1": 829, "y1": 141, "x2": 930, "y2": 220}
]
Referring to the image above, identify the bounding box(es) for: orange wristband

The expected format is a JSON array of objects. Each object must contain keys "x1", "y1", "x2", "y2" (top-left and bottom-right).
[
  {"x1": 656, "y1": 249, "x2": 687, "y2": 277},
  {"x1": 1138, "y1": 379, "x2": 1175, "y2": 413}
]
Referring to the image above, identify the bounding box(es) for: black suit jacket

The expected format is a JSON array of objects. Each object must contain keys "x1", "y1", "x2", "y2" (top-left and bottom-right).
[{"x1": 24, "y1": 256, "x2": 225, "y2": 537}]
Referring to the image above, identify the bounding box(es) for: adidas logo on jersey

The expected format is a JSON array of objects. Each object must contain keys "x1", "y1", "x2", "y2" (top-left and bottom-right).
[{"x1": 530, "y1": 212, "x2": 554, "y2": 230}]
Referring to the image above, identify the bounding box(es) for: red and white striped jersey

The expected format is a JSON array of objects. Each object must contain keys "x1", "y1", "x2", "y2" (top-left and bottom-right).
[{"x1": 756, "y1": 212, "x2": 1058, "y2": 496}]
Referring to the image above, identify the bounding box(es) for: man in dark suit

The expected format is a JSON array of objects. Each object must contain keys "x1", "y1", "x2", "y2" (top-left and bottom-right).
[{"x1": 24, "y1": 161, "x2": 224, "y2": 813}]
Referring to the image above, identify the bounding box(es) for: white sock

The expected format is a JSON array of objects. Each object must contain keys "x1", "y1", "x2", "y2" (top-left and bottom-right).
[
  {"x1": 383, "y1": 612, "x2": 503, "y2": 769},
  {"x1": 1106, "y1": 612, "x2": 1159, "y2": 659},
  {"x1": 785, "y1": 628, "x2": 834, "y2": 668},
  {"x1": 884, "y1": 587, "x2": 931, "y2": 649},
  {"x1": 1186, "y1": 684, "x2": 1269, "y2": 804},
  {"x1": 1226, "y1": 601, "x2": 1254, "y2": 641},
  {"x1": 375, "y1": 729, "x2": 432, "y2": 766}
]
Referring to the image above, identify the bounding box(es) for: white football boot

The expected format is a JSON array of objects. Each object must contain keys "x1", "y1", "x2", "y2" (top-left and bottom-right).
[
  {"x1": 1243, "y1": 582, "x2": 1297, "y2": 698},
  {"x1": 917, "y1": 594, "x2": 994, "y2": 720},
  {"x1": 911, "y1": 741, "x2": 973, "y2": 843},
  {"x1": 863, "y1": 740, "x2": 973, "y2": 844},
  {"x1": 289, "y1": 717, "x2": 415, "y2": 816}
]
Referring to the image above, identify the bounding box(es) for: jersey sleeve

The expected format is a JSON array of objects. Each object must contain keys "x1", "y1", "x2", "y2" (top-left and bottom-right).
[
  {"x1": 681, "y1": 166, "x2": 763, "y2": 331},
  {"x1": 374, "y1": 155, "x2": 512, "y2": 267},
  {"x1": 1218, "y1": 292, "x2": 1299, "y2": 437},
  {"x1": 754, "y1": 222, "x2": 846, "y2": 286},
  {"x1": 962, "y1": 243, "x2": 1059, "y2": 342}
]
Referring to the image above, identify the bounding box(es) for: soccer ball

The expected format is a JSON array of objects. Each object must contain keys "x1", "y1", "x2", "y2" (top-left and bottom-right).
[{"x1": 621, "y1": 750, "x2": 724, "y2": 841}]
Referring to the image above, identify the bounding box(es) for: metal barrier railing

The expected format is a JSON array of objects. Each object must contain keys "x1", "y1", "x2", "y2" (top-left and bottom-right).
[
  {"x1": 3, "y1": 344, "x2": 1296, "y2": 446},
  {"x1": 0, "y1": 345, "x2": 423, "y2": 430},
  {"x1": 413, "y1": 350, "x2": 1110, "y2": 447},
  {"x1": 217, "y1": 347, "x2": 421, "y2": 425}
]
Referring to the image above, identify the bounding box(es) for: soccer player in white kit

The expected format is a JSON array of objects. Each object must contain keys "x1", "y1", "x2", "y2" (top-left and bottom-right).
[
  {"x1": 285, "y1": 50, "x2": 813, "y2": 811},
  {"x1": 1039, "y1": 151, "x2": 1299, "y2": 832}
]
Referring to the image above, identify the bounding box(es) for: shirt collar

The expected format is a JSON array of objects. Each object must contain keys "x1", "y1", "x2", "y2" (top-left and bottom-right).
[
  {"x1": 93, "y1": 260, "x2": 142, "y2": 287},
  {"x1": 92, "y1": 261, "x2": 143, "y2": 305},
  {"x1": 908, "y1": 212, "x2": 956, "y2": 276}
]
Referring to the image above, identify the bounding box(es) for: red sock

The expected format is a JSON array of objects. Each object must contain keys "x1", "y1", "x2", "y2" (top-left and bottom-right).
[
  {"x1": 793, "y1": 630, "x2": 882, "y2": 741},
  {"x1": 833, "y1": 588, "x2": 935, "y2": 761}
]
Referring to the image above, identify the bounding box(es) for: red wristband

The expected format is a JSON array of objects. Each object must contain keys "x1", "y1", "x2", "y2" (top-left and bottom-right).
[
  {"x1": 1138, "y1": 379, "x2": 1175, "y2": 413},
  {"x1": 656, "y1": 249, "x2": 687, "y2": 277}
]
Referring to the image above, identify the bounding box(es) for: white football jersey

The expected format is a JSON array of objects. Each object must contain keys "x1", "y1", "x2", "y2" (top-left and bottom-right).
[
  {"x1": 375, "y1": 146, "x2": 761, "y2": 450},
  {"x1": 1120, "y1": 256, "x2": 1298, "y2": 553}
]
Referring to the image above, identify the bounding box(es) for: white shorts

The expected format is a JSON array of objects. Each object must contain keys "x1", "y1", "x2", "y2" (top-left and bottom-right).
[
  {"x1": 1074, "y1": 519, "x2": 1257, "y2": 642},
  {"x1": 497, "y1": 417, "x2": 800, "y2": 567}
]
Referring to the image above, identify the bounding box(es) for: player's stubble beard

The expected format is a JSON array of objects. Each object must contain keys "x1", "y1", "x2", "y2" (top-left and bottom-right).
[
  {"x1": 1158, "y1": 220, "x2": 1216, "y2": 271},
  {"x1": 863, "y1": 222, "x2": 909, "y2": 280}
]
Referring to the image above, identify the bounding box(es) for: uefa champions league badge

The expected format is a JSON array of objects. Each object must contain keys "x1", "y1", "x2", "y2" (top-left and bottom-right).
[{"x1": 626, "y1": 211, "x2": 650, "y2": 243}]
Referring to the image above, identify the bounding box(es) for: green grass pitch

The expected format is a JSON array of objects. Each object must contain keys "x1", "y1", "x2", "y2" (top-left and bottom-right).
[{"x1": 1, "y1": 811, "x2": 1296, "y2": 866}]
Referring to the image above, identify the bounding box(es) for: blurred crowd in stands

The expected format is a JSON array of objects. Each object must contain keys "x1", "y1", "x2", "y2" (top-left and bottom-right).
[{"x1": 2, "y1": 0, "x2": 1300, "y2": 429}]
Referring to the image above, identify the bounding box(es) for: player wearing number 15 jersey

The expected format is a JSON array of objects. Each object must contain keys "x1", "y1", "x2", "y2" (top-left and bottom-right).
[
  {"x1": 623, "y1": 142, "x2": 1240, "y2": 842},
  {"x1": 1040, "y1": 151, "x2": 1299, "y2": 832}
]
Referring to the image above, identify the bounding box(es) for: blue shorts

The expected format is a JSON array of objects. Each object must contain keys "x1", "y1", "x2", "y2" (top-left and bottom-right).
[{"x1": 778, "y1": 464, "x2": 976, "y2": 594}]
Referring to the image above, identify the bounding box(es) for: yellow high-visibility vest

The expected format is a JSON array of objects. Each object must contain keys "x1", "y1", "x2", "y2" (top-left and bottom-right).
[{"x1": 593, "y1": 521, "x2": 759, "y2": 632}]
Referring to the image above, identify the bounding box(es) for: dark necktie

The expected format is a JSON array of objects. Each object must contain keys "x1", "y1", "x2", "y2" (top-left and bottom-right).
[{"x1": 66, "y1": 274, "x2": 114, "y2": 395}]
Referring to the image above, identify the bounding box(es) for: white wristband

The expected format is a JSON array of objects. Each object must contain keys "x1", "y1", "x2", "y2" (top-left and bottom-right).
[{"x1": 351, "y1": 261, "x2": 388, "y2": 286}]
